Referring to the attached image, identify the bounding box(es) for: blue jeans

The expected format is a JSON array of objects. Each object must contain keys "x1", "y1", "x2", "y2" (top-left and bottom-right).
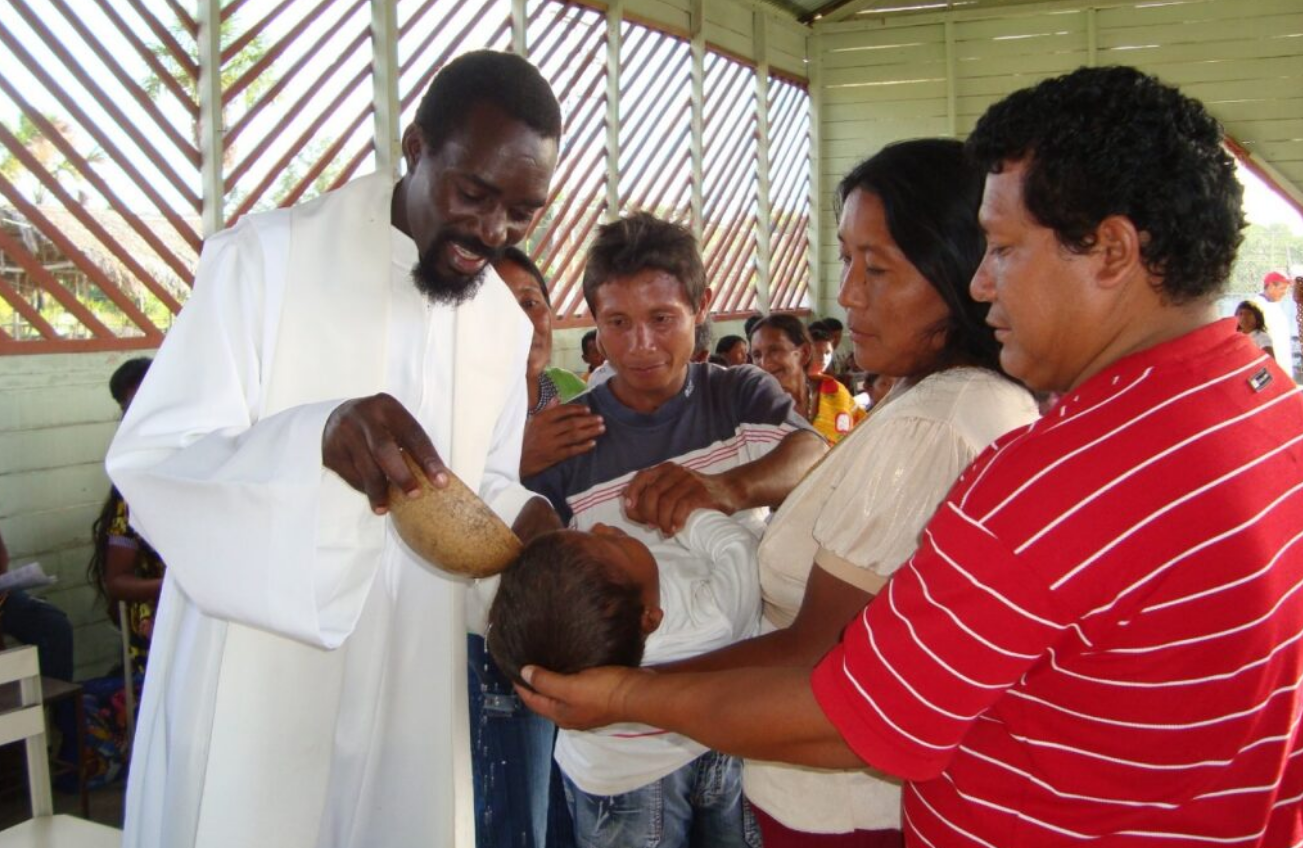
[
  {"x1": 468, "y1": 634, "x2": 574, "y2": 848},
  {"x1": 1, "y1": 589, "x2": 73, "y2": 681},
  {"x1": 563, "y1": 750, "x2": 761, "y2": 848}
]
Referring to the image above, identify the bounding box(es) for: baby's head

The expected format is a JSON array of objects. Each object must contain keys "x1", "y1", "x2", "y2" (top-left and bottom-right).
[{"x1": 487, "y1": 524, "x2": 663, "y2": 685}]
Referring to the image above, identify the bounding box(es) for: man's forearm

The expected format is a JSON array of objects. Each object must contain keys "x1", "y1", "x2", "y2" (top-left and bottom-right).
[
  {"x1": 621, "y1": 665, "x2": 871, "y2": 771},
  {"x1": 719, "y1": 430, "x2": 826, "y2": 510}
]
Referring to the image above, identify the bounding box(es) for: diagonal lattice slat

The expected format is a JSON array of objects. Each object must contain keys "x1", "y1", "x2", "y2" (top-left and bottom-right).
[
  {"x1": 0, "y1": 0, "x2": 200, "y2": 352},
  {"x1": 224, "y1": 0, "x2": 378, "y2": 222},
  {"x1": 398, "y1": 0, "x2": 513, "y2": 128},
  {"x1": 766, "y1": 75, "x2": 812, "y2": 312},
  {"x1": 524, "y1": 0, "x2": 608, "y2": 325},
  {"x1": 0, "y1": 0, "x2": 812, "y2": 353},
  {"x1": 703, "y1": 53, "x2": 759, "y2": 315},
  {"x1": 617, "y1": 23, "x2": 692, "y2": 224}
]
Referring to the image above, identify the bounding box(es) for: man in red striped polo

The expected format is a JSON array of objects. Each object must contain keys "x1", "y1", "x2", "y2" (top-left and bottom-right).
[
  {"x1": 520, "y1": 66, "x2": 1303, "y2": 846},
  {"x1": 807, "y1": 66, "x2": 1303, "y2": 845}
]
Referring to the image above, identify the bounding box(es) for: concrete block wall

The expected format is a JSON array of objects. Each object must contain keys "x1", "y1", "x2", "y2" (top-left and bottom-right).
[{"x1": 1, "y1": 350, "x2": 155, "y2": 679}]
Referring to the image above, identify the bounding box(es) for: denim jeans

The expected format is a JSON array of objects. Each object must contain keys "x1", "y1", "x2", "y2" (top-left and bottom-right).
[
  {"x1": 1, "y1": 589, "x2": 74, "y2": 681},
  {"x1": 468, "y1": 634, "x2": 574, "y2": 848},
  {"x1": 563, "y1": 749, "x2": 761, "y2": 848}
]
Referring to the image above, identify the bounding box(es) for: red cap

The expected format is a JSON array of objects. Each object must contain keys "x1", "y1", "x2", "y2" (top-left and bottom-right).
[{"x1": 1264, "y1": 271, "x2": 1290, "y2": 286}]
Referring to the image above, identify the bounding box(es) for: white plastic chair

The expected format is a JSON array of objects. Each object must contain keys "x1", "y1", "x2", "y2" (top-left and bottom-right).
[{"x1": 0, "y1": 645, "x2": 121, "y2": 847}]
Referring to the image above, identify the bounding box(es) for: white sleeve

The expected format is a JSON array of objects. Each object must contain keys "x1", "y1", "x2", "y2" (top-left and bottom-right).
[
  {"x1": 106, "y1": 218, "x2": 377, "y2": 650},
  {"x1": 680, "y1": 510, "x2": 762, "y2": 642},
  {"x1": 464, "y1": 312, "x2": 544, "y2": 637},
  {"x1": 479, "y1": 316, "x2": 543, "y2": 527}
]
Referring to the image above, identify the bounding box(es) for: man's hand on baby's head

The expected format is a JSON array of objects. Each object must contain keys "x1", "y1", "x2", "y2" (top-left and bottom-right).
[{"x1": 516, "y1": 664, "x2": 652, "y2": 731}]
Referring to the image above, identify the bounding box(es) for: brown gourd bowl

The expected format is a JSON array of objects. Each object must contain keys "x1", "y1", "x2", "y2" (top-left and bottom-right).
[{"x1": 387, "y1": 452, "x2": 522, "y2": 578}]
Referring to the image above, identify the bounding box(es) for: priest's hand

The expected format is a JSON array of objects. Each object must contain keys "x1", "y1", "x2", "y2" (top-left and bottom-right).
[
  {"x1": 623, "y1": 461, "x2": 738, "y2": 536},
  {"x1": 515, "y1": 664, "x2": 650, "y2": 731},
  {"x1": 322, "y1": 393, "x2": 446, "y2": 514},
  {"x1": 521, "y1": 402, "x2": 604, "y2": 478}
]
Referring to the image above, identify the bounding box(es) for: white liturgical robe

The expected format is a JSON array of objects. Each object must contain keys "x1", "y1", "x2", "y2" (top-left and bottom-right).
[{"x1": 107, "y1": 173, "x2": 535, "y2": 848}]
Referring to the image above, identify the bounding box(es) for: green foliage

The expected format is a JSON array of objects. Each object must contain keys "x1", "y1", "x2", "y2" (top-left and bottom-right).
[
  {"x1": 0, "y1": 114, "x2": 103, "y2": 203},
  {"x1": 142, "y1": 17, "x2": 274, "y2": 112},
  {"x1": 1228, "y1": 222, "x2": 1303, "y2": 294}
]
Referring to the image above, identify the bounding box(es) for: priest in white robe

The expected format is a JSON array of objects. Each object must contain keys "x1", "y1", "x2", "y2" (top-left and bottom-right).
[{"x1": 106, "y1": 51, "x2": 562, "y2": 848}]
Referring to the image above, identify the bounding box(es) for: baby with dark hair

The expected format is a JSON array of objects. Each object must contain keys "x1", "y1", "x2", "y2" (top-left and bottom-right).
[
  {"x1": 488, "y1": 511, "x2": 759, "y2": 702},
  {"x1": 488, "y1": 524, "x2": 663, "y2": 686}
]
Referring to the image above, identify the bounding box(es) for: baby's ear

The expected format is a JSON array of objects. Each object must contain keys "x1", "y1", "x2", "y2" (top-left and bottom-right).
[{"x1": 641, "y1": 605, "x2": 664, "y2": 636}]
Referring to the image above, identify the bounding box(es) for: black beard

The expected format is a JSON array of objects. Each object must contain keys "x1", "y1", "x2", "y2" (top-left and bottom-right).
[{"x1": 409, "y1": 234, "x2": 503, "y2": 306}]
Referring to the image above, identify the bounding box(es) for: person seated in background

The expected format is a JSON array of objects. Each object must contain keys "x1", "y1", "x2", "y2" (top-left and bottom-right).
[
  {"x1": 75, "y1": 357, "x2": 167, "y2": 788},
  {"x1": 1235, "y1": 299, "x2": 1274, "y2": 359},
  {"x1": 751, "y1": 313, "x2": 863, "y2": 445},
  {"x1": 524, "y1": 211, "x2": 825, "y2": 848},
  {"x1": 580, "y1": 329, "x2": 606, "y2": 382},
  {"x1": 817, "y1": 316, "x2": 856, "y2": 381},
  {"x1": 691, "y1": 322, "x2": 713, "y2": 364},
  {"x1": 0, "y1": 524, "x2": 73, "y2": 682},
  {"x1": 862, "y1": 372, "x2": 897, "y2": 411},
  {"x1": 807, "y1": 324, "x2": 836, "y2": 378},
  {"x1": 714, "y1": 334, "x2": 748, "y2": 366},
  {"x1": 87, "y1": 357, "x2": 164, "y2": 673}
]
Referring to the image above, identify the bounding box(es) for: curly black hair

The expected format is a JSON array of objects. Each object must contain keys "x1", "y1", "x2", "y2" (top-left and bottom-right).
[
  {"x1": 966, "y1": 65, "x2": 1244, "y2": 303},
  {"x1": 414, "y1": 50, "x2": 562, "y2": 154}
]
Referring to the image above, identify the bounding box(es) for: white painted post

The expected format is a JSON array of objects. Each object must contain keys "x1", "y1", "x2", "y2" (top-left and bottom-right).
[
  {"x1": 690, "y1": 0, "x2": 705, "y2": 239},
  {"x1": 606, "y1": 0, "x2": 623, "y2": 222},
  {"x1": 807, "y1": 28, "x2": 824, "y2": 315},
  {"x1": 371, "y1": 0, "x2": 402, "y2": 181},
  {"x1": 753, "y1": 12, "x2": 774, "y2": 313},
  {"x1": 945, "y1": 18, "x2": 957, "y2": 138},
  {"x1": 197, "y1": 0, "x2": 224, "y2": 236},
  {"x1": 513, "y1": 0, "x2": 528, "y2": 56},
  {"x1": 1087, "y1": 7, "x2": 1097, "y2": 67}
]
